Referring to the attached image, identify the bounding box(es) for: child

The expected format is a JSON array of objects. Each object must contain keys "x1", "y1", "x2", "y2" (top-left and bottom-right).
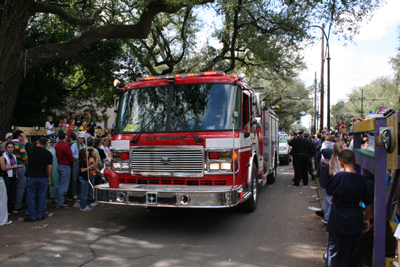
[
  {"x1": 326, "y1": 150, "x2": 373, "y2": 267},
  {"x1": 78, "y1": 148, "x2": 99, "y2": 211},
  {"x1": 329, "y1": 141, "x2": 348, "y2": 176},
  {"x1": 67, "y1": 119, "x2": 75, "y2": 132},
  {"x1": 45, "y1": 116, "x2": 56, "y2": 136}
]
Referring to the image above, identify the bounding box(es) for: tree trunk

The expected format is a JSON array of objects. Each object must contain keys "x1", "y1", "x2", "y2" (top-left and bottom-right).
[{"x1": 0, "y1": 0, "x2": 35, "y2": 138}]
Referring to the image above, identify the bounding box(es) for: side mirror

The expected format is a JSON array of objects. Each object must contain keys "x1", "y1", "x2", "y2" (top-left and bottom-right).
[{"x1": 113, "y1": 79, "x2": 121, "y2": 87}]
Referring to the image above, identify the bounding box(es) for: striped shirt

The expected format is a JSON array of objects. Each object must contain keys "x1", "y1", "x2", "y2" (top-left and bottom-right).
[{"x1": 12, "y1": 139, "x2": 27, "y2": 164}]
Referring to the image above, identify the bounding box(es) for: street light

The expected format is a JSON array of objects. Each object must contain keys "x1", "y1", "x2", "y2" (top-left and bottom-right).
[{"x1": 311, "y1": 25, "x2": 331, "y2": 132}]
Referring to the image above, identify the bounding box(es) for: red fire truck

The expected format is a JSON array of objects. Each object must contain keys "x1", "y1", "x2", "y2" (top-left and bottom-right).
[{"x1": 95, "y1": 71, "x2": 279, "y2": 212}]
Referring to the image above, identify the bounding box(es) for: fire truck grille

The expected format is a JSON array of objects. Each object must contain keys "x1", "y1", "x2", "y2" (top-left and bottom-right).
[{"x1": 130, "y1": 146, "x2": 204, "y2": 177}]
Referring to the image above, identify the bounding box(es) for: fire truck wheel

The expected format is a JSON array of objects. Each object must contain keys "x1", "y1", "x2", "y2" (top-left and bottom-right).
[{"x1": 241, "y1": 164, "x2": 258, "y2": 212}]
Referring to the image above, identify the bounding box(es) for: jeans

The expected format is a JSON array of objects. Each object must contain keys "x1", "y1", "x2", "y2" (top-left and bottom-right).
[
  {"x1": 71, "y1": 160, "x2": 80, "y2": 196},
  {"x1": 15, "y1": 165, "x2": 26, "y2": 210},
  {"x1": 3, "y1": 176, "x2": 17, "y2": 212},
  {"x1": 322, "y1": 188, "x2": 332, "y2": 221},
  {"x1": 79, "y1": 174, "x2": 95, "y2": 209},
  {"x1": 25, "y1": 177, "x2": 48, "y2": 220},
  {"x1": 56, "y1": 164, "x2": 71, "y2": 206}
]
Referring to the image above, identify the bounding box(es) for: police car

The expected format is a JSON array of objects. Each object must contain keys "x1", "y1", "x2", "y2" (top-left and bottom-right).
[{"x1": 278, "y1": 132, "x2": 291, "y2": 165}]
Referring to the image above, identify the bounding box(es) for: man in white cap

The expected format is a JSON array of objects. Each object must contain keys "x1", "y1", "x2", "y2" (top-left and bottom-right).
[
  {"x1": 1, "y1": 133, "x2": 13, "y2": 153},
  {"x1": 70, "y1": 131, "x2": 86, "y2": 199}
]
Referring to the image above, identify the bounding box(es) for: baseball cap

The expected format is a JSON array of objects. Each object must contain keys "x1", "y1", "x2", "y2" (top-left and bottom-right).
[
  {"x1": 5, "y1": 133, "x2": 12, "y2": 139},
  {"x1": 78, "y1": 131, "x2": 86, "y2": 138},
  {"x1": 304, "y1": 133, "x2": 310, "y2": 137}
]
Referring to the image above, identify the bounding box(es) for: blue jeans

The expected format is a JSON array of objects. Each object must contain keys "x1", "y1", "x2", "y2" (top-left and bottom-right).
[
  {"x1": 56, "y1": 164, "x2": 71, "y2": 206},
  {"x1": 71, "y1": 160, "x2": 81, "y2": 196},
  {"x1": 25, "y1": 177, "x2": 48, "y2": 220},
  {"x1": 15, "y1": 165, "x2": 26, "y2": 210},
  {"x1": 79, "y1": 175, "x2": 95, "y2": 209},
  {"x1": 322, "y1": 188, "x2": 333, "y2": 221}
]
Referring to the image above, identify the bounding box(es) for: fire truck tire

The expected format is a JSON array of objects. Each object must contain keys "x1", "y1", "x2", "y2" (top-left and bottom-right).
[
  {"x1": 267, "y1": 166, "x2": 276, "y2": 184},
  {"x1": 241, "y1": 164, "x2": 258, "y2": 212}
]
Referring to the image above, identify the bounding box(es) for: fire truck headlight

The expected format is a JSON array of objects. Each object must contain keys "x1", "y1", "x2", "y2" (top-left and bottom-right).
[
  {"x1": 121, "y1": 162, "x2": 129, "y2": 169},
  {"x1": 209, "y1": 163, "x2": 220, "y2": 170},
  {"x1": 113, "y1": 163, "x2": 121, "y2": 169},
  {"x1": 220, "y1": 162, "x2": 231, "y2": 170}
]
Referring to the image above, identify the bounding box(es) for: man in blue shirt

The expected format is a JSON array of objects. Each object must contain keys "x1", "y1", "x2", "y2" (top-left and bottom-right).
[{"x1": 70, "y1": 131, "x2": 86, "y2": 199}]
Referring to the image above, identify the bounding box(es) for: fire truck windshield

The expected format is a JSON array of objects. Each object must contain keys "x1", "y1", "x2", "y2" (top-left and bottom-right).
[{"x1": 115, "y1": 83, "x2": 241, "y2": 133}]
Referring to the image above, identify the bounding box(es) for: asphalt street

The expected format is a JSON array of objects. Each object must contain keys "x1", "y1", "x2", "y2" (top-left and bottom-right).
[{"x1": 0, "y1": 164, "x2": 327, "y2": 266}]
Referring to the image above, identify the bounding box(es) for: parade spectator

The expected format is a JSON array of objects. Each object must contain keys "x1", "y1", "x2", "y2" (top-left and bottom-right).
[
  {"x1": 67, "y1": 119, "x2": 75, "y2": 132},
  {"x1": 48, "y1": 138, "x2": 59, "y2": 201},
  {"x1": 55, "y1": 131, "x2": 74, "y2": 208},
  {"x1": 348, "y1": 131, "x2": 354, "y2": 150},
  {"x1": 100, "y1": 137, "x2": 111, "y2": 165},
  {"x1": 0, "y1": 173, "x2": 12, "y2": 226},
  {"x1": 71, "y1": 132, "x2": 86, "y2": 199},
  {"x1": 94, "y1": 137, "x2": 106, "y2": 166},
  {"x1": 326, "y1": 150, "x2": 373, "y2": 267},
  {"x1": 321, "y1": 135, "x2": 335, "y2": 150},
  {"x1": 81, "y1": 109, "x2": 91, "y2": 125},
  {"x1": 313, "y1": 133, "x2": 322, "y2": 176},
  {"x1": 1, "y1": 142, "x2": 23, "y2": 215},
  {"x1": 21, "y1": 135, "x2": 53, "y2": 222},
  {"x1": 88, "y1": 110, "x2": 97, "y2": 134},
  {"x1": 58, "y1": 114, "x2": 69, "y2": 132},
  {"x1": 85, "y1": 137, "x2": 103, "y2": 170},
  {"x1": 78, "y1": 148, "x2": 98, "y2": 211},
  {"x1": 329, "y1": 141, "x2": 348, "y2": 176},
  {"x1": 70, "y1": 112, "x2": 81, "y2": 127},
  {"x1": 12, "y1": 130, "x2": 27, "y2": 211},
  {"x1": 45, "y1": 116, "x2": 55, "y2": 136},
  {"x1": 1, "y1": 133, "x2": 12, "y2": 153}
]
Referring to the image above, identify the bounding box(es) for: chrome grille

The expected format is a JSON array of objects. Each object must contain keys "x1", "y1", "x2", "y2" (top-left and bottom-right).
[{"x1": 130, "y1": 146, "x2": 204, "y2": 177}]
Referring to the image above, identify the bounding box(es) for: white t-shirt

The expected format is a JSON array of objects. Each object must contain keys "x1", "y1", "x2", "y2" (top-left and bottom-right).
[
  {"x1": 329, "y1": 157, "x2": 341, "y2": 175},
  {"x1": 394, "y1": 223, "x2": 400, "y2": 239},
  {"x1": 45, "y1": 121, "x2": 54, "y2": 135}
]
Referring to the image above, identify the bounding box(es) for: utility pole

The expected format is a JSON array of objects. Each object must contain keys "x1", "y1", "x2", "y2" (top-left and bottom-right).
[
  {"x1": 345, "y1": 89, "x2": 387, "y2": 118},
  {"x1": 314, "y1": 72, "x2": 317, "y2": 134},
  {"x1": 319, "y1": 27, "x2": 324, "y2": 132}
]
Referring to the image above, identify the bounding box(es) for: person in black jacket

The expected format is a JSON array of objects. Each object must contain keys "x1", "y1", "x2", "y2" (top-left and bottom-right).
[
  {"x1": 289, "y1": 129, "x2": 314, "y2": 186},
  {"x1": 304, "y1": 133, "x2": 316, "y2": 180}
]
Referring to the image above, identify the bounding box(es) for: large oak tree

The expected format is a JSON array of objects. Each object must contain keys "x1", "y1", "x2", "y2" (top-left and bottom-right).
[{"x1": 0, "y1": 0, "x2": 381, "y2": 137}]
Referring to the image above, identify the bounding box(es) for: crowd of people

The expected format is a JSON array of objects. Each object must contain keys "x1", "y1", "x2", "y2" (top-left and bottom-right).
[
  {"x1": 0, "y1": 124, "x2": 113, "y2": 226},
  {"x1": 289, "y1": 123, "x2": 375, "y2": 267}
]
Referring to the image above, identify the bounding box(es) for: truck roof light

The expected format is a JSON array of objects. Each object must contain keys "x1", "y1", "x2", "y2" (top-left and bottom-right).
[{"x1": 137, "y1": 71, "x2": 226, "y2": 82}]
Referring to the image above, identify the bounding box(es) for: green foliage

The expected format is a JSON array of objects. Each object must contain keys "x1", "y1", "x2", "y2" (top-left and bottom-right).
[
  {"x1": 330, "y1": 77, "x2": 398, "y2": 127},
  {"x1": 345, "y1": 77, "x2": 399, "y2": 118},
  {"x1": 330, "y1": 101, "x2": 353, "y2": 127},
  {"x1": 242, "y1": 70, "x2": 313, "y2": 132},
  {"x1": 2, "y1": 0, "x2": 384, "y2": 129},
  {"x1": 391, "y1": 27, "x2": 400, "y2": 84}
]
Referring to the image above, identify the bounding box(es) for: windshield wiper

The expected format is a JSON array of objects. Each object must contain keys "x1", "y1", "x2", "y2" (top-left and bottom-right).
[
  {"x1": 172, "y1": 109, "x2": 203, "y2": 143},
  {"x1": 131, "y1": 112, "x2": 165, "y2": 144}
]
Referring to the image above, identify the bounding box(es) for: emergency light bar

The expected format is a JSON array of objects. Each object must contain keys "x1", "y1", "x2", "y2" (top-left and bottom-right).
[{"x1": 136, "y1": 71, "x2": 226, "y2": 82}]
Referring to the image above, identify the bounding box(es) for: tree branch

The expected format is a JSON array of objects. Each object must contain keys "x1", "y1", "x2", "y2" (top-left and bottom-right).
[
  {"x1": 27, "y1": 1, "x2": 213, "y2": 72},
  {"x1": 34, "y1": 2, "x2": 103, "y2": 26}
]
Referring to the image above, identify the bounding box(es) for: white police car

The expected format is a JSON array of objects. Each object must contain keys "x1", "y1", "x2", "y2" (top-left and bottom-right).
[{"x1": 278, "y1": 132, "x2": 291, "y2": 165}]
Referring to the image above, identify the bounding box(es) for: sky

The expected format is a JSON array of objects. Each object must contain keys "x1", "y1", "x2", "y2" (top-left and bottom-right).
[{"x1": 300, "y1": 0, "x2": 400, "y2": 128}]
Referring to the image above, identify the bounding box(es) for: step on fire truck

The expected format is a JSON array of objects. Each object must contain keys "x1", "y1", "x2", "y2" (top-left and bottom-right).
[{"x1": 96, "y1": 71, "x2": 279, "y2": 212}]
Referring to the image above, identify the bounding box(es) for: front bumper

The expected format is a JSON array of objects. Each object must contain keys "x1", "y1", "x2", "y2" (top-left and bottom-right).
[{"x1": 94, "y1": 184, "x2": 244, "y2": 208}]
